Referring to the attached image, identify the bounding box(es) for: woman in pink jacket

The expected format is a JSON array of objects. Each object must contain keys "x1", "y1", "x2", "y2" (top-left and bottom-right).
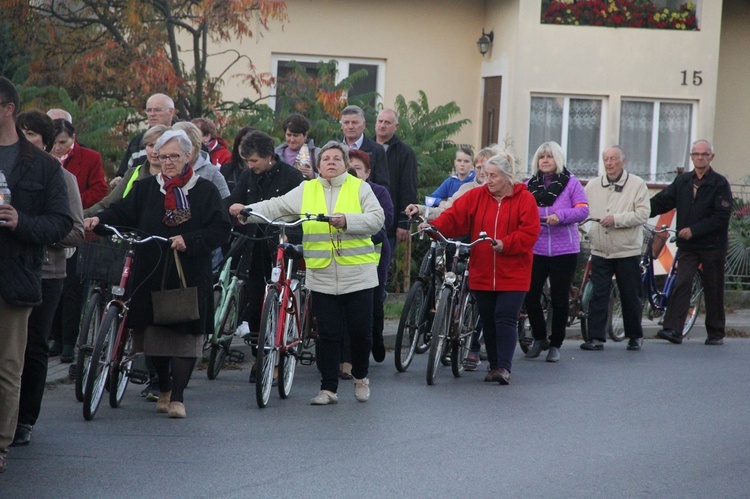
[{"x1": 523, "y1": 141, "x2": 589, "y2": 363}]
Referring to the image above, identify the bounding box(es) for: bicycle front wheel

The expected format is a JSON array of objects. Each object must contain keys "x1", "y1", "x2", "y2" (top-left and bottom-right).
[
  {"x1": 278, "y1": 293, "x2": 300, "y2": 399},
  {"x1": 83, "y1": 306, "x2": 118, "y2": 421},
  {"x1": 452, "y1": 291, "x2": 478, "y2": 378},
  {"x1": 681, "y1": 271, "x2": 704, "y2": 337},
  {"x1": 208, "y1": 294, "x2": 239, "y2": 380},
  {"x1": 256, "y1": 287, "x2": 279, "y2": 408},
  {"x1": 76, "y1": 290, "x2": 103, "y2": 402},
  {"x1": 395, "y1": 280, "x2": 427, "y2": 372},
  {"x1": 607, "y1": 284, "x2": 625, "y2": 342},
  {"x1": 109, "y1": 328, "x2": 133, "y2": 408},
  {"x1": 426, "y1": 288, "x2": 451, "y2": 386}
]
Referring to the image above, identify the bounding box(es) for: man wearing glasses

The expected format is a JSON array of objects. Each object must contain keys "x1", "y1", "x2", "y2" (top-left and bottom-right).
[
  {"x1": 111, "y1": 93, "x2": 176, "y2": 187},
  {"x1": 650, "y1": 140, "x2": 733, "y2": 346}
]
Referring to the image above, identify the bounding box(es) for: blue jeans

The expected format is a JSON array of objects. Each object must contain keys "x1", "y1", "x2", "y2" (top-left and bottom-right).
[{"x1": 473, "y1": 290, "x2": 526, "y2": 371}]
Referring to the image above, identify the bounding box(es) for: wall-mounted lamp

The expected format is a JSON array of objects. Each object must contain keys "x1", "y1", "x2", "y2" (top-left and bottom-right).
[{"x1": 477, "y1": 29, "x2": 494, "y2": 56}]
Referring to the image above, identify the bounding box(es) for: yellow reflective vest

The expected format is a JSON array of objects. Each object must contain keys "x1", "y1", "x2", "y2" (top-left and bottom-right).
[{"x1": 300, "y1": 176, "x2": 379, "y2": 268}]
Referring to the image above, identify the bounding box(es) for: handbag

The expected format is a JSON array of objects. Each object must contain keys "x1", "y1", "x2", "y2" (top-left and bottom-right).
[{"x1": 151, "y1": 249, "x2": 200, "y2": 325}]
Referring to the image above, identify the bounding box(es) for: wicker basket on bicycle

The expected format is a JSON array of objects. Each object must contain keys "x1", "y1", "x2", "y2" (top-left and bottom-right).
[
  {"x1": 76, "y1": 235, "x2": 128, "y2": 285},
  {"x1": 641, "y1": 225, "x2": 668, "y2": 260}
]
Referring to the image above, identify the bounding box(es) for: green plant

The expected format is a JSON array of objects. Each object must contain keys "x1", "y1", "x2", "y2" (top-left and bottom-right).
[
  {"x1": 393, "y1": 91, "x2": 470, "y2": 200},
  {"x1": 19, "y1": 86, "x2": 133, "y2": 178}
]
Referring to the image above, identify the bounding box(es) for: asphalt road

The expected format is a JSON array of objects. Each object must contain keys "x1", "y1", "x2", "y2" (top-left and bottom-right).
[{"x1": 4, "y1": 339, "x2": 750, "y2": 498}]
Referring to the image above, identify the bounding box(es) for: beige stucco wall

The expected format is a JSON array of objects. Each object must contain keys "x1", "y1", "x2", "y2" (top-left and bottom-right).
[
  {"x1": 209, "y1": 0, "x2": 485, "y2": 147},
  {"x1": 714, "y1": 0, "x2": 750, "y2": 184},
  {"x1": 482, "y1": 0, "x2": 724, "y2": 175}
]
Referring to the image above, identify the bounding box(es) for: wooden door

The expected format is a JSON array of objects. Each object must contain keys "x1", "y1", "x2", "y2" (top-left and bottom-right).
[{"x1": 481, "y1": 76, "x2": 502, "y2": 148}]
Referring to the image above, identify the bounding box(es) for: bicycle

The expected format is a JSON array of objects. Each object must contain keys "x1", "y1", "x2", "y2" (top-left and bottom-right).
[
  {"x1": 74, "y1": 235, "x2": 151, "y2": 402},
  {"x1": 241, "y1": 209, "x2": 326, "y2": 408},
  {"x1": 82, "y1": 225, "x2": 169, "y2": 421},
  {"x1": 422, "y1": 226, "x2": 495, "y2": 385},
  {"x1": 518, "y1": 218, "x2": 625, "y2": 351},
  {"x1": 640, "y1": 224, "x2": 704, "y2": 337},
  {"x1": 205, "y1": 231, "x2": 248, "y2": 380},
  {"x1": 394, "y1": 217, "x2": 446, "y2": 372}
]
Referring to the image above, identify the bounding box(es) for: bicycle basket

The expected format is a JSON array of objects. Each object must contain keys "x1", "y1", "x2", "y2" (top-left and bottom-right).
[
  {"x1": 642, "y1": 226, "x2": 668, "y2": 259},
  {"x1": 76, "y1": 236, "x2": 128, "y2": 284},
  {"x1": 641, "y1": 227, "x2": 655, "y2": 259}
]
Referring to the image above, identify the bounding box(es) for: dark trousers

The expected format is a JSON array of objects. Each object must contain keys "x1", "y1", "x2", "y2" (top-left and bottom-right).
[
  {"x1": 587, "y1": 255, "x2": 643, "y2": 341},
  {"x1": 18, "y1": 278, "x2": 64, "y2": 426},
  {"x1": 663, "y1": 248, "x2": 726, "y2": 339},
  {"x1": 473, "y1": 290, "x2": 526, "y2": 372},
  {"x1": 52, "y1": 257, "x2": 84, "y2": 349},
  {"x1": 525, "y1": 253, "x2": 578, "y2": 348},
  {"x1": 241, "y1": 244, "x2": 272, "y2": 333},
  {"x1": 312, "y1": 288, "x2": 374, "y2": 393}
]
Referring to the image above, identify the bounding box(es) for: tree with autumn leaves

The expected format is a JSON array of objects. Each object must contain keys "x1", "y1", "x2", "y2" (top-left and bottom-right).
[{"x1": 3, "y1": 0, "x2": 287, "y2": 119}]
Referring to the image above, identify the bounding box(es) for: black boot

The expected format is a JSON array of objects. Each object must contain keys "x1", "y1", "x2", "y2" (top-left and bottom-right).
[{"x1": 525, "y1": 339, "x2": 550, "y2": 359}]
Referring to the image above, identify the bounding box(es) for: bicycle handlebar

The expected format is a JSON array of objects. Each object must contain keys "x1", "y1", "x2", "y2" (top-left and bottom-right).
[
  {"x1": 240, "y1": 208, "x2": 341, "y2": 227},
  {"x1": 95, "y1": 224, "x2": 170, "y2": 244},
  {"x1": 422, "y1": 226, "x2": 497, "y2": 247}
]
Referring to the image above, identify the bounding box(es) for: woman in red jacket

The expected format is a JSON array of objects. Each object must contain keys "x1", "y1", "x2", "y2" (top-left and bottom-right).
[
  {"x1": 421, "y1": 152, "x2": 539, "y2": 384},
  {"x1": 51, "y1": 119, "x2": 108, "y2": 210},
  {"x1": 49, "y1": 119, "x2": 108, "y2": 362}
]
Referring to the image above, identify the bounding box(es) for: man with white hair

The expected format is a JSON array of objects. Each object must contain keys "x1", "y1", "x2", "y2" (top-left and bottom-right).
[
  {"x1": 111, "y1": 93, "x2": 175, "y2": 187},
  {"x1": 46, "y1": 108, "x2": 73, "y2": 123},
  {"x1": 650, "y1": 139, "x2": 733, "y2": 346},
  {"x1": 375, "y1": 108, "x2": 417, "y2": 245}
]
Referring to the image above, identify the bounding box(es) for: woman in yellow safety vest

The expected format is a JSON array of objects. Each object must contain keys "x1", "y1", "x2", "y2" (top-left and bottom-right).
[{"x1": 238, "y1": 141, "x2": 384, "y2": 405}]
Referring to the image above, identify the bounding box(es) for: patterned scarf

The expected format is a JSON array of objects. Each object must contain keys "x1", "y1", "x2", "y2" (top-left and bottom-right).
[
  {"x1": 527, "y1": 167, "x2": 571, "y2": 207},
  {"x1": 162, "y1": 164, "x2": 193, "y2": 227}
]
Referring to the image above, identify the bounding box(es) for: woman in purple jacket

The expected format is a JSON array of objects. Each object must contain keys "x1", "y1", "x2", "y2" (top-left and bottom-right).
[{"x1": 524, "y1": 142, "x2": 589, "y2": 362}]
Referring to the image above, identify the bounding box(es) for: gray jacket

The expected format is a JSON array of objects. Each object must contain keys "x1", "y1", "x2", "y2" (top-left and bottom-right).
[
  {"x1": 44, "y1": 169, "x2": 85, "y2": 279},
  {"x1": 194, "y1": 150, "x2": 230, "y2": 198}
]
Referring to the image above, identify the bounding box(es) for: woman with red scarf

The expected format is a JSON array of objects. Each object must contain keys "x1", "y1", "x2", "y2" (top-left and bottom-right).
[{"x1": 84, "y1": 130, "x2": 231, "y2": 418}]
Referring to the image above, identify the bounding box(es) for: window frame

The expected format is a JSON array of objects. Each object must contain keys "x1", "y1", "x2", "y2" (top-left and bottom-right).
[
  {"x1": 270, "y1": 54, "x2": 386, "y2": 111},
  {"x1": 619, "y1": 98, "x2": 697, "y2": 184},
  {"x1": 527, "y1": 93, "x2": 608, "y2": 179}
]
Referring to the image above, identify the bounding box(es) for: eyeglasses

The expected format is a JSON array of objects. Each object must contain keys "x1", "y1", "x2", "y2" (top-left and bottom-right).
[
  {"x1": 328, "y1": 225, "x2": 342, "y2": 257},
  {"x1": 145, "y1": 107, "x2": 169, "y2": 114},
  {"x1": 690, "y1": 152, "x2": 712, "y2": 158},
  {"x1": 157, "y1": 153, "x2": 184, "y2": 163}
]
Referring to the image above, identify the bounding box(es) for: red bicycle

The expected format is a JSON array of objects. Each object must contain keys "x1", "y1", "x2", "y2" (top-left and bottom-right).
[
  {"x1": 82, "y1": 225, "x2": 169, "y2": 421},
  {"x1": 241, "y1": 210, "x2": 330, "y2": 408}
]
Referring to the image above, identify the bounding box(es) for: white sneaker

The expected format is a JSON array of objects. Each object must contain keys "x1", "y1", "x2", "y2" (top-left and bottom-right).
[
  {"x1": 354, "y1": 378, "x2": 370, "y2": 402},
  {"x1": 235, "y1": 321, "x2": 250, "y2": 337},
  {"x1": 310, "y1": 390, "x2": 338, "y2": 405}
]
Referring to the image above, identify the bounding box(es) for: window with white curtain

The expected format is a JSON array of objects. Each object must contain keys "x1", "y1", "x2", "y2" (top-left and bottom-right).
[
  {"x1": 528, "y1": 95, "x2": 605, "y2": 179},
  {"x1": 619, "y1": 100, "x2": 694, "y2": 183}
]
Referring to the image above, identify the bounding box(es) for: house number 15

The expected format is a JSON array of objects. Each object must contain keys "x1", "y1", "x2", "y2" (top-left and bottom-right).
[{"x1": 681, "y1": 70, "x2": 703, "y2": 86}]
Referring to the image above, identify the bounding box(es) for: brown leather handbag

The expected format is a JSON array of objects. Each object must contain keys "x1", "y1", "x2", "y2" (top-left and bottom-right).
[{"x1": 151, "y1": 250, "x2": 200, "y2": 325}]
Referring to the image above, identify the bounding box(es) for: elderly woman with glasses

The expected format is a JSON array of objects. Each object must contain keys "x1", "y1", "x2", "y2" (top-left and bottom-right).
[
  {"x1": 84, "y1": 130, "x2": 231, "y2": 419},
  {"x1": 237, "y1": 141, "x2": 384, "y2": 405}
]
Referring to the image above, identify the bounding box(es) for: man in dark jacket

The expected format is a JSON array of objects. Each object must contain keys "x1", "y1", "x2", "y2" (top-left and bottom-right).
[
  {"x1": 0, "y1": 77, "x2": 73, "y2": 473},
  {"x1": 650, "y1": 139, "x2": 732, "y2": 345},
  {"x1": 226, "y1": 131, "x2": 305, "y2": 340},
  {"x1": 375, "y1": 108, "x2": 417, "y2": 248},
  {"x1": 339, "y1": 105, "x2": 389, "y2": 189}
]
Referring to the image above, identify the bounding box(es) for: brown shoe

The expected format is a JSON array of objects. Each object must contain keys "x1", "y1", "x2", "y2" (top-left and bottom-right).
[
  {"x1": 168, "y1": 401, "x2": 186, "y2": 418},
  {"x1": 489, "y1": 368, "x2": 511, "y2": 385},
  {"x1": 156, "y1": 391, "x2": 172, "y2": 413}
]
